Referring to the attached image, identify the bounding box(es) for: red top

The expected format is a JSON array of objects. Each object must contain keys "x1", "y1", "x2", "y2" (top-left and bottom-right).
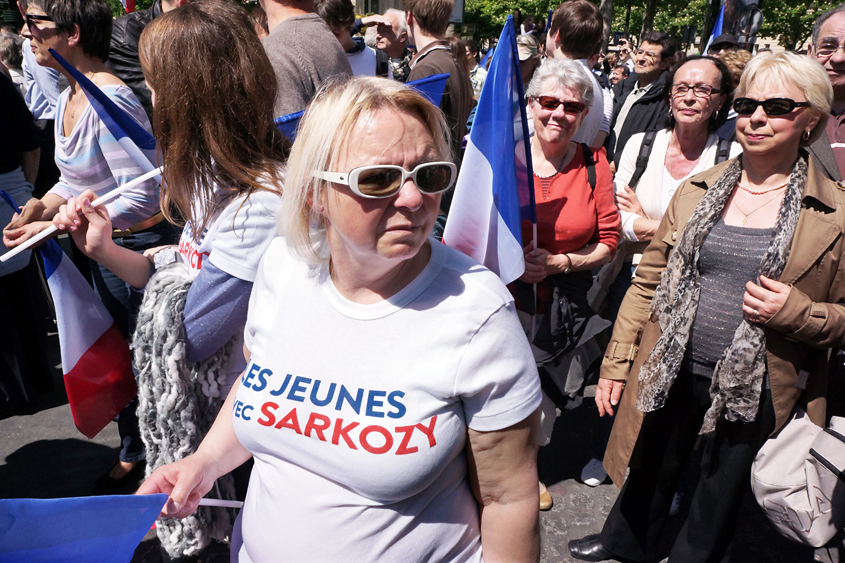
[{"x1": 521, "y1": 145, "x2": 620, "y2": 257}]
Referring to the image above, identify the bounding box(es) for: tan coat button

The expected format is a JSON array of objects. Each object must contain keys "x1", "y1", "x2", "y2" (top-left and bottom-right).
[{"x1": 671, "y1": 231, "x2": 677, "y2": 241}]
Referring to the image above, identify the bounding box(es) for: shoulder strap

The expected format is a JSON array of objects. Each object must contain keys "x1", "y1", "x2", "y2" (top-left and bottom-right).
[
  {"x1": 714, "y1": 136, "x2": 732, "y2": 165},
  {"x1": 628, "y1": 130, "x2": 657, "y2": 188},
  {"x1": 580, "y1": 143, "x2": 596, "y2": 191},
  {"x1": 375, "y1": 48, "x2": 389, "y2": 78}
]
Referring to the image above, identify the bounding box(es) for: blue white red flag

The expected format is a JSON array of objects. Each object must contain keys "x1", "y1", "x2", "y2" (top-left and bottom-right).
[
  {"x1": 442, "y1": 16, "x2": 536, "y2": 284},
  {"x1": 703, "y1": 3, "x2": 725, "y2": 54},
  {"x1": 40, "y1": 239, "x2": 137, "y2": 439},
  {"x1": 48, "y1": 48, "x2": 157, "y2": 177},
  {"x1": 0, "y1": 494, "x2": 167, "y2": 562},
  {"x1": 120, "y1": 0, "x2": 136, "y2": 14}
]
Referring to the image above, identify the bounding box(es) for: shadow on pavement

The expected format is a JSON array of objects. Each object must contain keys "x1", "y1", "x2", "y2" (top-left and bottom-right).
[{"x1": 0, "y1": 438, "x2": 121, "y2": 499}]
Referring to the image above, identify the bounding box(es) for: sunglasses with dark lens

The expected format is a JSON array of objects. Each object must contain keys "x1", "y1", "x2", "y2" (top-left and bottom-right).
[
  {"x1": 733, "y1": 97, "x2": 811, "y2": 116},
  {"x1": 312, "y1": 162, "x2": 457, "y2": 199},
  {"x1": 534, "y1": 96, "x2": 587, "y2": 114},
  {"x1": 25, "y1": 13, "x2": 55, "y2": 28}
]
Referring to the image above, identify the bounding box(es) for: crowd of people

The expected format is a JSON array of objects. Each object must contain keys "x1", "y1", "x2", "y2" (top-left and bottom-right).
[{"x1": 2, "y1": 0, "x2": 845, "y2": 561}]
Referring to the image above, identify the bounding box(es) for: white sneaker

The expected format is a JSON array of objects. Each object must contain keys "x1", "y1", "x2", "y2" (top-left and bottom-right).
[
  {"x1": 580, "y1": 458, "x2": 607, "y2": 487},
  {"x1": 669, "y1": 492, "x2": 682, "y2": 516}
]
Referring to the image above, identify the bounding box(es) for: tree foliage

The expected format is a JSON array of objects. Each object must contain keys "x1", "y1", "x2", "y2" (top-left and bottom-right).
[
  {"x1": 759, "y1": 1, "x2": 838, "y2": 51},
  {"x1": 464, "y1": 0, "x2": 828, "y2": 52}
]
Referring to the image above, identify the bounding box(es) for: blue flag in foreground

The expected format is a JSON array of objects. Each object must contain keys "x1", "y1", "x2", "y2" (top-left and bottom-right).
[
  {"x1": 274, "y1": 74, "x2": 450, "y2": 142},
  {"x1": 48, "y1": 48, "x2": 159, "y2": 177},
  {"x1": 443, "y1": 16, "x2": 536, "y2": 284},
  {"x1": 0, "y1": 494, "x2": 167, "y2": 563}
]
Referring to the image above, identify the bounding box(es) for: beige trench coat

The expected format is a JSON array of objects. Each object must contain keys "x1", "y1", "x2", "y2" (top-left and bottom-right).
[{"x1": 601, "y1": 156, "x2": 845, "y2": 488}]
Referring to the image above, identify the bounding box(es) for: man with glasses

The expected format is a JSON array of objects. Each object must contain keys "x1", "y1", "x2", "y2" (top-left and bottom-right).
[
  {"x1": 610, "y1": 31, "x2": 675, "y2": 167},
  {"x1": 808, "y1": 4, "x2": 845, "y2": 181},
  {"x1": 617, "y1": 38, "x2": 634, "y2": 73}
]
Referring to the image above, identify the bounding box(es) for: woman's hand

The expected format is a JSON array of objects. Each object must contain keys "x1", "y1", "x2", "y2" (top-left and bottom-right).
[
  {"x1": 136, "y1": 452, "x2": 220, "y2": 520},
  {"x1": 743, "y1": 275, "x2": 790, "y2": 324},
  {"x1": 5, "y1": 197, "x2": 46, "y2": 230},
  {"x1": 616, "y1": 186, "x2": 645, "y2": 216},
  {"x1": 595, "y1": 378, "x2": 625, "y2": 417},
  {"x1": 519, "y1": 243, "x2": 548, "y2": 284},
  {"x1": 52, "y1": 190, "x2": 115, "y2": 261},
  {"x1": 2, "y1": 220, "x2": 54, "y2": 248}
]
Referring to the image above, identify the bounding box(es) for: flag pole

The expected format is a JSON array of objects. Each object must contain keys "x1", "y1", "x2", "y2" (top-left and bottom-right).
[
  {"x1": 1, "y1": 166, "x2": 163, "y2": 263},
  {"x1": 510, "y1": 16, "x2": 539, "y2": 341}
]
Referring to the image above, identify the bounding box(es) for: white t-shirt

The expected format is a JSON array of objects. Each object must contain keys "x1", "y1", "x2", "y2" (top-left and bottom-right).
[
  {"x1": 347, "y1": 45, "x2": 393, "y2": 79},
  {"x1": 178, "y1": 188, "x2": 281, "y2": 390},
  {"x1": 231, "y1": 238, "x2": 542, "y2": 562}
]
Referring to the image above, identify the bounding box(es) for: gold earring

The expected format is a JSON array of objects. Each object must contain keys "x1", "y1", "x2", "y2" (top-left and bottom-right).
[{"x1": 802, "y1": 130, "x2": 811, "y2": 141}]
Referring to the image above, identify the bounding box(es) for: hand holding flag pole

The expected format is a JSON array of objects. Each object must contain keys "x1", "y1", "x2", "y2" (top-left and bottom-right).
[{"x1": 1, "y1": 166, "x2": 163, "y2": 263}]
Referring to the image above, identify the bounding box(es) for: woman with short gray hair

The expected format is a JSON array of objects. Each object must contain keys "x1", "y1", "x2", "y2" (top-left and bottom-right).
[{"x1": 515, "y1": 58, "x2": 620, "y2": 511}]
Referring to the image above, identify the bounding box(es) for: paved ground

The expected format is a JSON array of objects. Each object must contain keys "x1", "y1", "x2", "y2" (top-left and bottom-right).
[{"x1": 0, "y1": 331, "x2": 828, "y2": 562}]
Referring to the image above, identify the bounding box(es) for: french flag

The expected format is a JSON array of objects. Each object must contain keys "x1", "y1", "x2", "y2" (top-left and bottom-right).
[
  {"x1": 443, "y1": 16, "x2": 536, "y2": 284},
  {"x1": 40, "y1": 239, "x2": 136, "y2": 439},
  {"x1": 703, "y1": 3, "x2": 725, "y2": 55}
]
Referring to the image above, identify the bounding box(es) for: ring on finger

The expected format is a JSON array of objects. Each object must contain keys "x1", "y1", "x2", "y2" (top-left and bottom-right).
[{"x1": 751, "y1": 308, "x2": 759, "y2": 318}]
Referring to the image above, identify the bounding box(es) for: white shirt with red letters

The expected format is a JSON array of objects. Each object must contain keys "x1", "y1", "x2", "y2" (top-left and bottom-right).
[{"x1": 231, "y1": 238, "x2": 542, "y2": 562}]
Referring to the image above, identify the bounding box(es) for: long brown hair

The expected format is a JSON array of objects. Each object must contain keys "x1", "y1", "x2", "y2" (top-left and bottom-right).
[{"x1": 139, "y1": 0, "x2": 290, "y2": 238}]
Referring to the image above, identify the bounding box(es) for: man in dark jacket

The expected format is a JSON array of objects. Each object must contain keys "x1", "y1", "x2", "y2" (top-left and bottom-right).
[
  {"x1": 610, "y1": 31, "x2": 675, "y2": 166},
  {"x1": 108, "y1": 0, "x2": 188, "y2": 121}
]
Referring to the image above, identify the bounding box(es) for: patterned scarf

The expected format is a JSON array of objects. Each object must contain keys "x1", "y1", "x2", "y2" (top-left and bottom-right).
[{"x1": 636, "y1": 155, "x2": 807, "y2": 433}]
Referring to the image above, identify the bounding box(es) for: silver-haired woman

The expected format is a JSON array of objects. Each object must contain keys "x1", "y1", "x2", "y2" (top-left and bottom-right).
[
  {"x1": 514, "y1": 58, "x2": 620, "y2": 510},
  {"x1": 138, "y1": 77, "x2": 543, "y2": 562},
  {"x1": 570, "y1": 52, "x2": 845, "y2": 563}
]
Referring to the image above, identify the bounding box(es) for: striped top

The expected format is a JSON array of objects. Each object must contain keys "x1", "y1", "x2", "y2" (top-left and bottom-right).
[{"x1": 49, "y1": 85, "x2": 160, "y2": 230}]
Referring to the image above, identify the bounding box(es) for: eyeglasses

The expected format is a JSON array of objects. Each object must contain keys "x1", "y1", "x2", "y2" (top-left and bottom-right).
[
  {"x1": 635, "y1": 49, "x2": 662, "y2": 62},
  {"x1": 671, "y1": 83, "x2": 721, "y2": 98},
  {"x1": 733, "y1": 97, "x2": 811, "y2": 116},
  {"x1": 24, "y1": 13, "x2": 54, "y2": 29},
  {"x1": 814, "y1": 43, "x2": 845, "y2": 58},
  {"x1": 533, "y1": 96, "x2": 587, "y2": 114},
  {"x1": 312, "y1": 162, "x2": 457, "y2": 199}
]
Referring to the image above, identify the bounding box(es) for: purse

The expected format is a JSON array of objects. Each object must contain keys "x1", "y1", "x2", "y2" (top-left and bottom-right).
[{"x1": 750, "y1": 407, "x2": 845, "y2": 547}]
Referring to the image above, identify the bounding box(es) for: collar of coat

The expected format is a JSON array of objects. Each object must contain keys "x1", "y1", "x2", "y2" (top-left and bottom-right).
[{"x1": 689, "y1": 151, "x2": 840, "y2": 211}]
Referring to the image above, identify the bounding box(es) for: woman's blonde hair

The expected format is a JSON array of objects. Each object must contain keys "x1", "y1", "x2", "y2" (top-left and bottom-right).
[
  {"x1": 736, "y1": 51, "x2": 832, "y2": 147},
  {"x1": 280, "y1": 76, "x2": 451, "y2": 264}
]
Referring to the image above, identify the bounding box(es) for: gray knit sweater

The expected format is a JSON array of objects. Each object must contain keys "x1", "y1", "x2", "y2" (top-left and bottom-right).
[{"x1": 683, "y1": 218, "x2": 774, "y2": 378}]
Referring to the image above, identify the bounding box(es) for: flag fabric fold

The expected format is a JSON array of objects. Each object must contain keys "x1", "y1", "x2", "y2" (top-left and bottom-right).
[
  {"x1": 443, "y1": 16, "x2": 536, "y2": 284},
  {"x1": 0, "y1": 494, "x2": 167, "y2": 562},
  {"x1": 40, "y1": 239, "x2": 137, "y2": 439},
  {"x1": 703, "y1": 3, "x2": 725, "y2": 55}
]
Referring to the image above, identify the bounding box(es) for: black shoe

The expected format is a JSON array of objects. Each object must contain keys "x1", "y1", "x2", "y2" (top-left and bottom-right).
[
  {"x1": 92, "y1": 460, "x2": 146, "y2": 495},
  {"x1": 568, "y1": 534, "x2": 618, "y2": 562}
]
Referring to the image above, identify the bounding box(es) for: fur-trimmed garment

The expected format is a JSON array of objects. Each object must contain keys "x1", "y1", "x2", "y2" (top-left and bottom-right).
[
  {"x1": 636, "y1": 155, "x2": 808, "y2": 433},
  {"x1": 132, "y1": 262, "x2": 238, "y2": 558}
]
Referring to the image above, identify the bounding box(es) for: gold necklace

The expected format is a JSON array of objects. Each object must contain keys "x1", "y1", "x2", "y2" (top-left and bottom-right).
[
  {"x1": 732, "y1": 191, "x2": 785, "y2": 225},
  {"x1": 737, "y1": 179, "x2": 790, "y2": 195}
]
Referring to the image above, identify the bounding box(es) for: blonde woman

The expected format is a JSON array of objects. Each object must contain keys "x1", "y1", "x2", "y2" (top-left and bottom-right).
[
  {"x1": 138, "y1": 77, "x2": 543, "y2": 562},
  {"x1": 570, "y1": 52, "x2": 845, "y2": 563}
]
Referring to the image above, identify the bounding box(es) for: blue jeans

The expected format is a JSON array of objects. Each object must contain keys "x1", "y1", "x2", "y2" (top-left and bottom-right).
[{"x1": 91, "y1": 220, "x2": 180, "y2": 464}]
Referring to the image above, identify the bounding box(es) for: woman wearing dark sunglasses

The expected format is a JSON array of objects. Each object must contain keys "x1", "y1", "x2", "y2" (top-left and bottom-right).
[
  {"x1": 515, "y1": 58, "x2": 620, "y2": 510},
  {"x1": 138, "y1": 77, "x2": 543, "y2": 562},
  {"x1": 578, "y1": 56, "x2": 740, "y2": 489},
  {"x1": 570, "y1": 52, "x2": 845, "y2": 563}
]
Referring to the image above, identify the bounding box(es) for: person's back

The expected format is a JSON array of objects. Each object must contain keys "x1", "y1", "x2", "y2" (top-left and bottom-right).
[
  {"x1": 404, "y1": 0, "x2": 471, "y2": 166},
  {"x1": 107, "y1": 0, "x2": 162, "y2": 120},
  {"x1": 262, "y1": 0, "x2": 351, "y2": 117}
]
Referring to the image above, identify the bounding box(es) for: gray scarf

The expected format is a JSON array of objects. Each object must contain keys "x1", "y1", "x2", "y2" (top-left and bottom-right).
[{"x1": 636, "y1": 155, "x2": 807, "y2": 433}]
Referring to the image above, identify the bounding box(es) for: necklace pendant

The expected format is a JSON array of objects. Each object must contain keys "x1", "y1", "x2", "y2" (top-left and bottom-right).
[{"x1": 742, "y1": 215, "x2": 748, "y2": 225}]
